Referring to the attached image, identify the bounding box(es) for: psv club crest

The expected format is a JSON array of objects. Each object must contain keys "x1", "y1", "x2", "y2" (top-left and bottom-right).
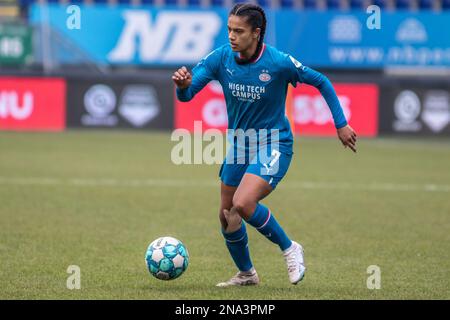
[{"x1": 259, "y1": 69, "x2": 271, "y2": 82}]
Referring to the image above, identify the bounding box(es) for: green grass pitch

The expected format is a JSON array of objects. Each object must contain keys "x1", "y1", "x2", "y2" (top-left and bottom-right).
[{"x1": 0, "y1": 131, "x2": 449, "y2": 299}]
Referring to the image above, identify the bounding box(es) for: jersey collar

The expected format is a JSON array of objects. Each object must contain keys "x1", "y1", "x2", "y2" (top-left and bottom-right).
[{"x1": 237, "y1": 43, "x2": 266, "y2": 64}]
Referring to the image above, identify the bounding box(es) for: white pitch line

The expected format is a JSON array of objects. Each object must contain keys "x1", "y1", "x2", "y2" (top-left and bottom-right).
[{"x1": 0, "y1": 176, "x2": 449, "y2": 193}]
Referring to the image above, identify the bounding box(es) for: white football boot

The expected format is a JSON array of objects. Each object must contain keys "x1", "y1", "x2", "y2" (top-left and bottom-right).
[
  {"x1": 216, "y1": 268, "x2": 260, "y2": 287},
  {"x1": 283, "y1": 241, "x2": 306, "y2": 285}
]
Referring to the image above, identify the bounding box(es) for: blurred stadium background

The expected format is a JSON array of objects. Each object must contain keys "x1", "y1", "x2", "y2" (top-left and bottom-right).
[{"x1": 0, "y1": 0, "x2": 449, "y2": 299}]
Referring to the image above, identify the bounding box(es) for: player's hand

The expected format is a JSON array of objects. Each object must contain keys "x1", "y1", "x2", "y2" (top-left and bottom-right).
[
  {"x1": 337, "y1": 125, "x2": 357, "y2": 153},
  {"x1": 172, "y1": 66, "x2": 192, "y2": 89}
]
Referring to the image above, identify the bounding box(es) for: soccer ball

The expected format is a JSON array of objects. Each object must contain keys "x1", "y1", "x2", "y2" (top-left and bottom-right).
[{"x1": 145, "y1": 236, "x2": 189, "y2": 280}]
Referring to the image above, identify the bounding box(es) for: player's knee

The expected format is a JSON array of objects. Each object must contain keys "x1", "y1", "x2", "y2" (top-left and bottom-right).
[
  {"x1": 231, "y1": 197, "x2": 254, "y2": 218},
  {"x1": 231, "y1": 198, "x2": 243, "y2": 215}
]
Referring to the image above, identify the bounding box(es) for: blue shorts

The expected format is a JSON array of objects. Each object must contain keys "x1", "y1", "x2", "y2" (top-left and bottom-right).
[{"x1": 219, "y1": 147, "x2": 293, "y2": 189}]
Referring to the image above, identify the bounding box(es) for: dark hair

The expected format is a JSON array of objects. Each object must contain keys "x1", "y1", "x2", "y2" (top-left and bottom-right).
[{"x1": 229, "y1": 3, "x2": 267, "y2": 65}]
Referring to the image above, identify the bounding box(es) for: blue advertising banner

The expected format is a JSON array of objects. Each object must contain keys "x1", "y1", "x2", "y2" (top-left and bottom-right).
[
  {"x1": 276, "y1": 10, "x2": 450, "y2": 68},
  {"x1": 30, "y1": 5, "x2": 450, "y2": 68},
  {"x1": 30, "y1": 5, "x2": 231, "y2": 66}
]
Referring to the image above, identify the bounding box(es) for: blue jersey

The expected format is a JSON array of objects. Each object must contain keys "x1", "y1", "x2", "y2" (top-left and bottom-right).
[{"x1": 176, "y1": 43, "x2": 347, "y2": 154}]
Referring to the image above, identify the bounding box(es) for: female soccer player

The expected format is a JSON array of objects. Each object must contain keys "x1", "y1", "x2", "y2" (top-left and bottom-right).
[{"x1": 172, "y1": 3, "x2": 357, "y2": 287}]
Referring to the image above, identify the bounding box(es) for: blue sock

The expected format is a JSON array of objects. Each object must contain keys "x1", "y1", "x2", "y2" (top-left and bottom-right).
[
  {"x1": 246, "y1": 203, "x2": 292, "y2": 251},
  {"x1": 222, "y1": 222, "x2": 253, "y2": 272}
]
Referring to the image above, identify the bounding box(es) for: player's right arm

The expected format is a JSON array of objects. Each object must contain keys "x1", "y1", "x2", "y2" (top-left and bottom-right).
[{"x1": 173, "y1": 49, "x2": 220, "y2": 102}]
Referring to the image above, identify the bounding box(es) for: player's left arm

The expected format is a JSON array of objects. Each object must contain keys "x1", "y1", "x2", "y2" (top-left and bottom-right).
[
  {"x1": 285, "y1": 55, "x2": 357, "y2": 153},
  {"x1": 300, "y1": 67, "x2": 357, "y2": 153}
]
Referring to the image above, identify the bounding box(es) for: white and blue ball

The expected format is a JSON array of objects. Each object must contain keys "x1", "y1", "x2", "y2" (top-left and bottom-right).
[{"x1": 145, "y1": 236, "x2": 189, "y2": 280}]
